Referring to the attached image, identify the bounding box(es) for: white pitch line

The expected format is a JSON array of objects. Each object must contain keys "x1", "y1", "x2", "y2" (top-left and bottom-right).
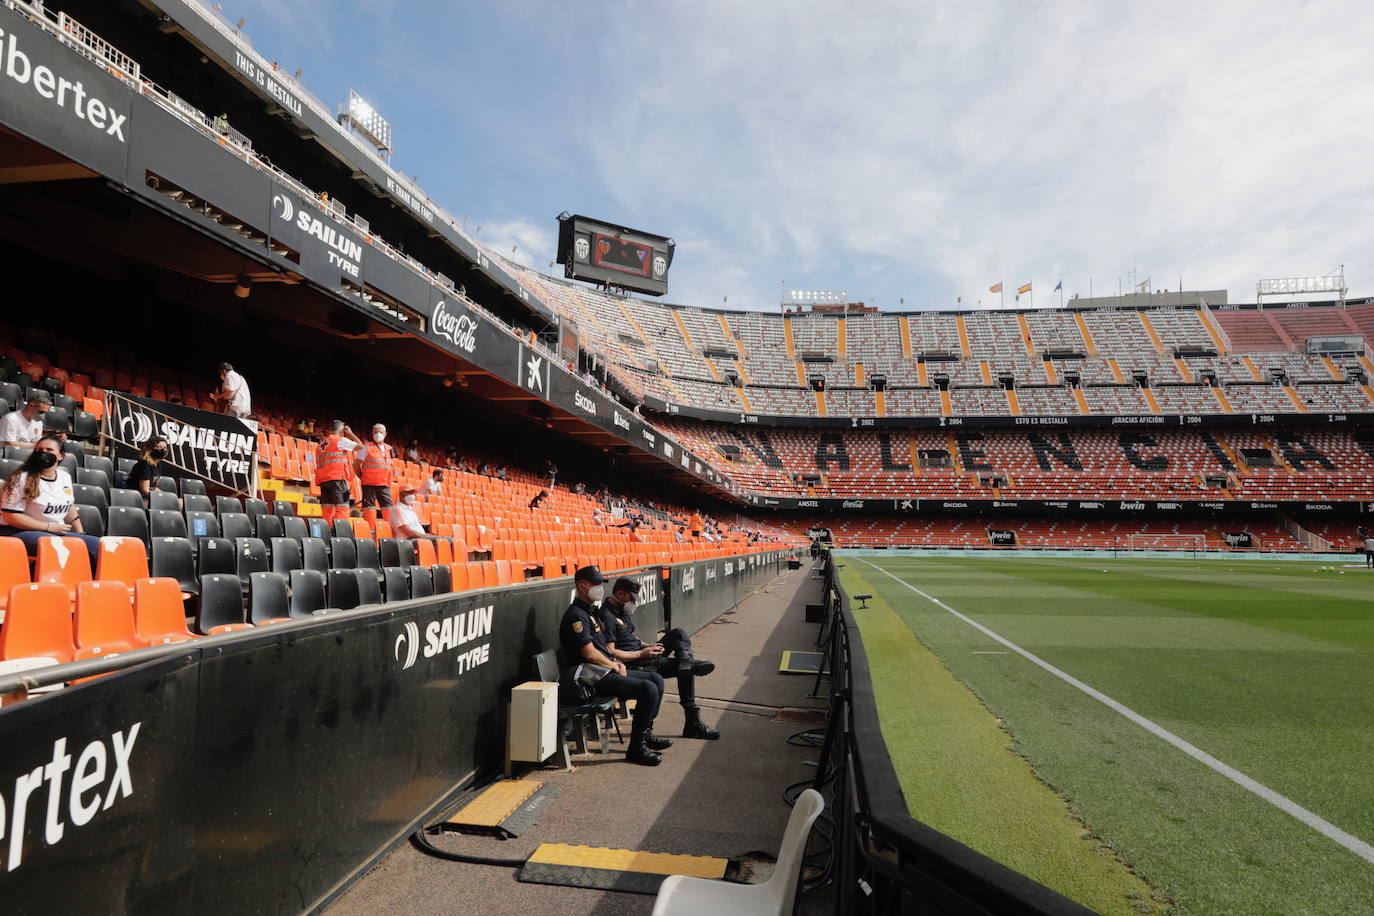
[{"x1": 858, "y1": 558, "x2": 1374, "y2": 865}]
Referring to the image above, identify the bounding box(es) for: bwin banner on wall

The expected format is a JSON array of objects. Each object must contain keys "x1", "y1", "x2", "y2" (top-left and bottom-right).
[{"x1": 104, "y1": 393, "x2": 257, "y2": 493}]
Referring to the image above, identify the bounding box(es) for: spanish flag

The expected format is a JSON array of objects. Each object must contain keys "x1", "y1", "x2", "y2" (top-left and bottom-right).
[
  {"x1": 989, "y1": 282, "x2": 1002, "y2": 293},
  {"x1": 1017, "y1": 282, "x2": 1032, "y2": 295}
]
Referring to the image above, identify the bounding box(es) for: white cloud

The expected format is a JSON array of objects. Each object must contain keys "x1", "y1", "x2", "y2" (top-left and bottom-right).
[{"x1": 474, "y1": 218, "x2": 557, "y2": 271}]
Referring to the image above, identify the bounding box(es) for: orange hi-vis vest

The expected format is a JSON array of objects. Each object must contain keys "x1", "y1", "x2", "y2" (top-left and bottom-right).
[
  {"x1": 315, "y1": 435, "x2": 352, "y2": 483},
  {"x1": 358, "y1": 442, "x2": 395, "y2": 486}
]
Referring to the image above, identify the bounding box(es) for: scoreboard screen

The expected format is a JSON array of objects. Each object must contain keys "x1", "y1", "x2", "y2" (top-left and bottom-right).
[{"x1": 557, "y1": 213, "x2": 674, "y2": 296}]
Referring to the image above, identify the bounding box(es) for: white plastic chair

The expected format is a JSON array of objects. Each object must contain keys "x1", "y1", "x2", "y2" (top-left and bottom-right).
[{"x1": 651, "y1": 788, "x2": 825, "y2": 915}]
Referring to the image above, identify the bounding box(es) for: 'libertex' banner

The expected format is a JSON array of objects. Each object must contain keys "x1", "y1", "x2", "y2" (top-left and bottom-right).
[{"x1": 104, "y1": 393, "x2": 257, "y2": 494}]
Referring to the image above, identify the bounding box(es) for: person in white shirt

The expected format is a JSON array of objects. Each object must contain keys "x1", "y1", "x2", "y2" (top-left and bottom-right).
[
  {"x1": 389, "y1": 486, "x2": 430, "y2": 539},
  {"x1": 1, "y1": 389, "x2": 52, "y2": 447},
  {"x1": 213, "y1": 362, "x2": 252, "y2": 419},
  {"x1": 422, "y1": 469, "x2": 443, "y2": 496},
  {"x1": 1, "y1": 435, "x2": 99, "y2": 563}
]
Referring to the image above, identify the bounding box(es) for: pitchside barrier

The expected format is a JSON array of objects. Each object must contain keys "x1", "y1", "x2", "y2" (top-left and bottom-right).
[
  {"x1": 820, "y1": 558, "x2": 1095, "y2": 915},
  {"x1": 0, "y1": 550, "x2": 786, "y2": 914}
]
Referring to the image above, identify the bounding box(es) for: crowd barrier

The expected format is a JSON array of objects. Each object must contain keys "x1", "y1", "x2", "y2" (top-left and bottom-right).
[
  {"x1": 0, "y1": 550, "x2": 787, "y2": 914},
  {"x1": 817, "y1": 556, "x2": 1095, "y2": 914}
]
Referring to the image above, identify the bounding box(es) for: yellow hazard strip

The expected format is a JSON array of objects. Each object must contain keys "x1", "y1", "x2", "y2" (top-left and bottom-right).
[
  {"x1": 527, "y1": 843, "x2": 727, "y2": 879},
  {"x1": 447, "y1": 780, "x2": 542, "y2": 828}
]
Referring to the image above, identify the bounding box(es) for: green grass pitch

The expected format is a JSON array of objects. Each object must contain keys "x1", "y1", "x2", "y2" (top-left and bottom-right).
[{"x1": 838, "y1": 555, "x2": 1374, "y2": 916}]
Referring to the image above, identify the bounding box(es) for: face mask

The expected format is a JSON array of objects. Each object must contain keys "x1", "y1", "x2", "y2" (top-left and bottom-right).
[
  {"x1": 373, "y1": 432, "x2": 385, "y2": 442},
  {"x1": 587, "y1": 584, "x2": 605, "y2": 602},
  {"x1": 150, "y1": 448, "x2": 167, "y2": 460},
  {"x1": 621, "y1": 600, "x2": 637, "y2": 615},
  {"x1": 32, "y1": 451, "x2": 58, "y2": 470},
  {"x1": 403, "y1": 495, "x2": 416, "y2": 505}
]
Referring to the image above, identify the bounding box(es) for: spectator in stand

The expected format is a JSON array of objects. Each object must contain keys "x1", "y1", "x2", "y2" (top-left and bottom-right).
[
  {"x1": 212, "y1": 363, "x2": 252, "y2": 419},
  {"x1": 688, "y1": 512, "x2": 705, "y2": 538},
  {"x1": 314, "y1": 420, "x2": 360, "y2": 525},
  {"x1": 1, "y1": 390, "x2": 53, "y2": 447},
  {"x1": 592, "y1": 506, "x2": 607, "y2": 526},
  {"x1": 573, "y1": 482, "x2": 587, "y2": 495},
  {"x1": 674, "y1": 527, "x2": 687, "y2": 543},
  {"x1": 406, "y1": 440, "x2": 421, "y2": 463},
  {"x1": 600, "y1": 577, "x2": 720, "y2": 739},
  {"x1": 529, "y1": 489, "x2": 549, "y2": 510},
  {"x1": 476, "y1": 461, "x2": 491, "y2": 477},
  {"x1": 1, "y1": 435, "x2": 99, "y2": 564},
  {"x1": 390, "y1": 486, "x2": 433, "y2": 540},
  {"x1": 545, "y1": 460, "x2": 558, "y2": 488},
  {"x1": 126, "y1": 435, "x2": 172, "y2": 506},
  {"x1": 496, "y1": 466, "x2": 508, "y2": 482},
  {"x1": 423, "y1": 469, "x2": 444, "y2": 497},
  {"x1": 355, "y1": 423, "x2": 398, "y2": 525},
  {"x1": 559, "y1": 565, "x2": 672, "y2": 766}
]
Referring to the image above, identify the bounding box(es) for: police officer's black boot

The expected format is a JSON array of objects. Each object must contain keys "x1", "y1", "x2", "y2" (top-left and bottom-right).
[
  {"x1": 626, "y1": 733, "x2": 662, "y2": 766},
  {"x1": 676, "y1": 649, "x2": 716, "y2": 678},
  {"x1": 682, "y1": 705, "x2": 721, "y2": 740},
  {"x1": 644, "y1": 730, "x2": 674, "y2": 750}
]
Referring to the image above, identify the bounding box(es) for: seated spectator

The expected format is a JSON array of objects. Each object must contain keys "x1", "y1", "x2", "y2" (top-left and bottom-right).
[
  {"x1": 390, "y1": 486, "x2": 431, "y2": 539},
  {"x1": 529, "y1": 489, "x2": 549, "y2": 510},
  {"x1": 573, "y1": 482, "x2": 587, "y2": 495},
  {"x1": 1, "y1": 435, "x2": 99, "y2": 564},
  {"x1": 211, "y1": 362, "x2": 252, "y2": 419},
  {"x1": 423, "y1": 469, "x2": 444, "y2": 496},
  {"x1": 560, "y1": 566, "x2": 671, "y2": 766},
  {"x1": 545, "y1": 460, "x2": 558, "y2": 487},
  {"x1": 600, "y1": 577, "x2": 719, "y2": 739},
  {"x1": 592, "y1": 507, "x2": 606, "y2": 526},
  {"x1": 406, "y1": 440, "x2": 421, "y2": 463},
  {"x1": 476, "y1": 461, "x2": 491, "y2": 477},
  {"x1": 496, "y1": 466, "x2": 508, "y2": 482},
  {"x1": 1, "y1": 390, "x2": 52, "y2": 448},
  {"x1": 126, "y1": 435, "x2": 172, "y2": 506}
]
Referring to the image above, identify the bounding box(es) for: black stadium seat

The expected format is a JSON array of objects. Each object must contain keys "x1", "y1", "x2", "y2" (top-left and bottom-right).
[
  {"x1": 325, "y1": 568, "x2": 360, "y2": 610},
  {"x1": 185, "y1": 511, "x2": 221, "y2": 548},
  {"x1": 378, "y1": 538, "x2": 402, "y2": 568},
  {"x1": 219, "y1": 512, "x2": 252, "y2": 542},
  {"x1": 272, "y1": 500, "x2": 295, "y2": 517},
  {"x1": 41, "y1": 407, "x2": 70, "y2": 435},
  {"x1": 216, "y1": 496, "x2": 242, "y2": 517},
  {"x1": 196, "y1": 574, "x2": 247, "y2": 634},
  {"x1": 75, "y1": 467, "x2": 109, "y2": 495},
  {"x1": 288, "y1": 570, "x2": 327, "y2": 618},
  {"x1": 148, "y1": 491, "x2": 180, "y2": 512},
  {"x1": 330, "y1": 538, "x2": 357, "y2": 570},
  {"x1": 356, "y1": 569, "x2": 382, "y2": 607},
  {"x1": 243, "y1": 497, "x2": 269, "y2": 520},
  {"x1": 332, "y1": 519, "x2": 355, "y2": 540},
  {"x1": 307, "y1": 518, "x2": 332, "y2": 540},
  {"x1": 149, "y1": 509, "x2": 188, "y2": 540},
  {"x1": 180, "y1": 478, "x2": 207, "y2": 497},
  {"x1": 282, "y1": 516, "x2": 308, "y2": 540},
  {"x1": 72, "y1": 483, "x2": 108, "y2": 516},
  {"x1": 355, "y1": 538, "x2": 381, "y2": 572},
  {"x1": 154, "y1": 475, "x2": 177, "y2": 493},
  {"x1": 75, "y1": 504, "x2": 104, "y2": 538},
  {"x1": 0, "y1": 458, "x2": 19, "y2": 480},
  {"x1": 301, "y1": 538, "x2": 330, "y2": 575},
  {"x1": 151, "y1": 537, "x2": 199, "y2": 597},
  {"x1": 430, "y1": 564, "x2": 451, "y2": 594},
  {"x1": 0, "y1": 381, "x2": 19, "y2": 406},
  {"x1": 71, "y1": 410, "x2": 99, "y2": 440},
  {"x1": 396, "y1": 539, "x2": 416, "y2": 568},
  {"x1": 2, "y1": 445, "x2": 29, "y2": 461},
  {"x1": 106, "y1": 505, "x2": 149, "y2": 545},
  {"x1": 84, "y1": 455, "x2": 114, "y2": 484},
  {"x1": 269, "y1": 537, "x2": 302, "y2": 575},
  {"x1": 248, "y1": 572, "x2": 290, "y2": 624},
  {"x1": 234, "y1": 537, "x2": 270, "y2": 590},
  {"x1": 383, "y1": 567, "x2": 409, "y2": 602},
  {"x1": 109, "y1": 488, "x2": 144, "y2": 509},
  {"x1": 196, "y1": 537, "x2": 237, "y2": 578},
  {"x1": 408, "y1": 566, "x2": 434, "y2": 599},
  {"x1": 183, "y1": 494, "x2": 214, "y2": 515},
  {"x1": 60, "y1": 439, "x2": 83, "y2": 465},
  {"x1": 253, "y1": 513, "x2": 284, "y2": 541}
]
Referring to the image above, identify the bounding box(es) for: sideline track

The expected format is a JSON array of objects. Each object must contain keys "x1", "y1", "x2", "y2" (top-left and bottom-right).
[{"x1": 854, "y1": 557, "x2": 1374, "y2": 866}]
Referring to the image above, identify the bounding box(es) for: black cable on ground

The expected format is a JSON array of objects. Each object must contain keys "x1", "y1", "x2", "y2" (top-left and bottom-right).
[{"x1": 410, "y1": 828, "x2": 526, "y2": 868}]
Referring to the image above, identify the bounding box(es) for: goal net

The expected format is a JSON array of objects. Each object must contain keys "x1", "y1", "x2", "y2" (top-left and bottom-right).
[{"x1": 1126, "y1": 533, "x2": 1207, "y2": 552}]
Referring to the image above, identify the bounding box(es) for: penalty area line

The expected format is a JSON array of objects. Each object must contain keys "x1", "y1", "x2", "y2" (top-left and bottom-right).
[{"x1": 857, "y1": 558, "x2": 1374, "y2": 866}]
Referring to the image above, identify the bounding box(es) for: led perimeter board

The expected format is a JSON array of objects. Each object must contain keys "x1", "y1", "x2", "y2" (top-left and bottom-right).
[{"x1": 557, "y1": 213, "x2": 675, "y2": 296}]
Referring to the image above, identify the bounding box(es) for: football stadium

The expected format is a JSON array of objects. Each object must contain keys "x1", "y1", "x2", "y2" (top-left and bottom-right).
[{"x1": 0, "y1": 1, "x2": 1371, "y2": 914}]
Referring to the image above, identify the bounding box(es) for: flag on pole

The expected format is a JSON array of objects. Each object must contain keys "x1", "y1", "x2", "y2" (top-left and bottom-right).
[
  {"x1": 1017, "y1": 282, "x2": 1032, "y2": 295},
  {"x1": 989, "y1": 283, "x2": 1002, "y2": 293},
  {"x1": 1053, "y1": 280, "x2": 1062, "y2": 292}
]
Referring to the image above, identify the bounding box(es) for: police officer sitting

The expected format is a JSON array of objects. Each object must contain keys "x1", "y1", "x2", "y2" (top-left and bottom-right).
[
  {"x1": 599, "y1": 578, "x2": 721, "y2": 740},
  {"x1": 559, "y1": 566, "x2": 673, "y2": 766}
]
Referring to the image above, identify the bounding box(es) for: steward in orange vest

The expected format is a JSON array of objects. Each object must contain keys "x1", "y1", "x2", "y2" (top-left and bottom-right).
[
  {"x1": 358, "y1": 423, "x2": 398, "y2": 524},
  {"x1": 314, "y1": 420, "x2": 359, "y2": 524}
]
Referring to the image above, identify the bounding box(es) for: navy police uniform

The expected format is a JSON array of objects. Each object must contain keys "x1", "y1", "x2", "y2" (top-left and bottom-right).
[
  {"x1": 599, "y1": 602, "x2": 712, "y2": 709},
  {"x1": 559, "y1": 596, "x2": 665, "y2": 743}
]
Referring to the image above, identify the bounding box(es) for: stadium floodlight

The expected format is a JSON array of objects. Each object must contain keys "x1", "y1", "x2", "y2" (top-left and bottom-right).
[
  {"x1": 786, "y1": 289, "x2": 848, "y2": 305},
  {"x1": 1256, "y1": 268, "x2": 1346, "y2": 301},
  {"x1": 338, "y1": 90, "x2": 392, "y2": 158}
]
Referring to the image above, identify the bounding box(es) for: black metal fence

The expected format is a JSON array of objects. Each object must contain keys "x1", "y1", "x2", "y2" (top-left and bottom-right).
[{"x1": 815, "y1": 557, "x2": 1097, "y2": 915}]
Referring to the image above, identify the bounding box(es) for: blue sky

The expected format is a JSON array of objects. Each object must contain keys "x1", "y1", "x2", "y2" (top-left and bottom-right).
[{"x1": 222, "y1": 0, "x2": 1373, "y2": 312}]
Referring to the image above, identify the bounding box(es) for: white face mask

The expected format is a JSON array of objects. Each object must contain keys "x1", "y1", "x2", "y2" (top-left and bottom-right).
[
  {"x1": 403, "y1": 494, "x2": 416, "y2": 505},
  {"x1": 621, "y1": 600, "x2": 637, "y2": 615},
  {"x1": 587, "y1": 584, "x2": 605, "y2": 603},
  {"x1": 373, "y1": 432, "x2": 385, "y2": 442}
]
